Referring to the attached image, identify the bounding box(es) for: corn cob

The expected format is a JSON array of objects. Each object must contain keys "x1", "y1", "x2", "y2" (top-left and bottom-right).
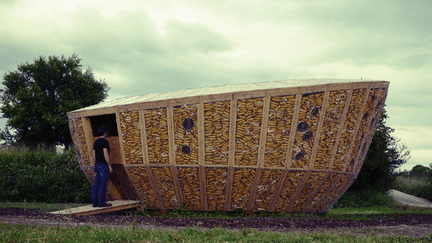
[
  {"x1": 178, "y1": 167, "x2": 201, "y2": 210},
  {"x1": 275, "y1": 171, "x2": 307, "y2": 211},
  {"x1": 204, "y1": 101, "x2": 230, "y2": 165},
  {"x1": 332, "y1": 89, "x2": 367, "y2": 171},
  {"x1": 235, "y1": 98, "x2": 263, "y2": 166},
  {"x1": 145, "y1": 108, "x2": 170, "y2": 165},
  {"x1": 231, "y1": 168, "x2": 256, "y2": 209},
  {"x1": 316, "y1": 174, "x2": 350, "y2": 213},
  {"x1": 290, "y1": 92, "x2": 324, "y2": 168},
  {"x1": 264, "y1": 95, "x2": 296, "y2": 168},
  {"x1": 151, "y1": 166, "x2": 178, "y2": 209},
  {"x1": 252, "y1": 169, "x2": 283, "y2": 211},
  {"x1": 205, "y1": 167, "x2": 227, "y2": 211},
  {"x1": 306, "y1": 172, "x2": 339, "y2": 213},
  {"x1": 73, "y1": 117, "x2": 91, "y2": 166},
  {"x1": 345, "y1": 89, "x2": 377, "y2": 172},
  {"x1": 174, "y1": 105, "x2": 199, "y2": 165},
  {"x1": 313, "y1": 91, "x2": 348, "y2": 170},
  {"x1": 290, "y1": 172, "x2": 326, "y2": 212},
  {"x1": 127, "y1": 167, "x2": 158, "y2": 208},
  {"x1": 120, "y1": 111, "x2": 143, "y2": 165}
]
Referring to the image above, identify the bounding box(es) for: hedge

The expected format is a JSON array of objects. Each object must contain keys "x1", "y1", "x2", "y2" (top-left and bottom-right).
[{"x1": 0, "y1": 146, "x2": 91, "y2": 203}]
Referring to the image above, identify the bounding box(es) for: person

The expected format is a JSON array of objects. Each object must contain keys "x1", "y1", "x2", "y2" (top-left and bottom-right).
[
  {"x1": 91, "y1": 126, "x2": 113, "y2": 207},
  {"x1": 55, "y1": 141, "x2": 65, "y2": 154}
]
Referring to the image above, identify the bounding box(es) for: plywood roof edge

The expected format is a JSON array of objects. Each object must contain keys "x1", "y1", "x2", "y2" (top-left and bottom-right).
[{"x1": 69, "y1": 79, "x2": 390, "y2": 117}]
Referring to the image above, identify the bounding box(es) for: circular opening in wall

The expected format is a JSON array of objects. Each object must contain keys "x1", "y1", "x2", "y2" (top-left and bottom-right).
[
  {"x1": 363, "y1": 112, "x2": 369, "y2": 120},
  {"x1": 297, "y1": 121, "x2": 308, "y2": 132},
  {"x1": 182, "y1": 118, "x2": 195, "y2": 132},
  {"x1": 311, "y1": 107, "x2": 320, "y2": 117},
  {"x1": 361, "y1": 143, "x2": 367, "y2": 155},
  {"x1": 294, "y1": 151, "x2": 305, "y2": 160},
  {"x1": 370, "y1": 118, "x2": 376, "y2": 128},
  {"x1": 302, "y1": 131, "x2": 313, "y2": 141},
  {"x1": 181, "y1": 145, "x2": 191, "y2": 155}
]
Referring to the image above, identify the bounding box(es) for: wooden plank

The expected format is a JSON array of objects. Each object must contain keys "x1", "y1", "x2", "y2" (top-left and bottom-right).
[
  {"x1": 307, "y1": 89, "x2": 330, "y2": 169},
  {"x1": 267, "y1": 93, "x2": 302, "y2": 212},
  {"x1": 166, "y1": 106, "x2": 184, "y2": 207},
  {"x1": 301, "y1": 172, "x2": 330, "y2": 213},
  {"x1": 246, "y1": 94, "x2": 270, "y2": 211},
  {"x1": 341, "y1": 88, "x2": 371, "y2": 172},
  {"x1": 224, "y1": 97, "x2": 237, "y2": 211},
  {"x1": 139, "y1": 110, "x2": 150, "y2": 166},
  {"x1": 198, "y1": 98, "x2": 208, "y2": 210},
  {"x1": 67, "y1": 81, "x2": 390, "y2": 119},
  {"x1": 167, "y1": 106, "x2": 176, "y2": 166},
  {"x1": 285, "y1": 170, "x2": 312, "y2": 213},
  {"x1": 82, "y1": 117, "x2": 94, "y2": 166},
  {"x1": 328, "y1": 87, "x2": 354, "y2": 170},
  {"x1": 353, "y1": 88, "x2": 386, "y2": 174},
  {"x1": 138, "y1": 110, "x2": 166, "y2": 210},
  {"x1": 115, "y1": 112, "x2": 128, "y2": 166},
  {"x1": 49, "y1": 200, "x2": 141, "y2": 216}
]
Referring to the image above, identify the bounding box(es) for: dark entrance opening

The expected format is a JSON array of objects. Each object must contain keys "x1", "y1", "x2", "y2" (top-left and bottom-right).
[{"x1": 88, "y1": 113, "x2": 138, "y2": 201}]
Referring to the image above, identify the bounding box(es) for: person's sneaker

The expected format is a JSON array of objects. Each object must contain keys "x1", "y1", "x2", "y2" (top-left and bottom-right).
[{"x1": 99, "y1": 203, "x2": 112, "y2": 207}]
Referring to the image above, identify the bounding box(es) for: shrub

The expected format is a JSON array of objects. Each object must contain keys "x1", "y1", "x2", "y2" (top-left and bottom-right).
[
  {"x1": 393, "y1": 175, "x2": 432, "y2": 201},
  {"x1": 332, "y1": 190, "x2": 398, "y2": 209},
  {"x1": 0, "y1": 146, "x2": 91, "y2": 203}
]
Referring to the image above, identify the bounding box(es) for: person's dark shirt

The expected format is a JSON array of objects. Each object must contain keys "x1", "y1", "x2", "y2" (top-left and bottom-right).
[{"x1": 93, "y1": 138, "x2": 110, "y2": 164}]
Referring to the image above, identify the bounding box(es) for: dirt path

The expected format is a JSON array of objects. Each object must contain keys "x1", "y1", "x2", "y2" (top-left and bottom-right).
[
  {"x1": 388, "y1": 189, "x2": 432, "y2": 208},
  {"x1": 1, "y1": 208, "x2": 432, "y2": 237}
]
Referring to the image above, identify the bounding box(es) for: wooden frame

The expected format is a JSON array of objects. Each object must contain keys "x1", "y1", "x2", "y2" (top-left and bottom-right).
[{"x1": 68, "y1": 79, "x2": 389, "y2": 213}]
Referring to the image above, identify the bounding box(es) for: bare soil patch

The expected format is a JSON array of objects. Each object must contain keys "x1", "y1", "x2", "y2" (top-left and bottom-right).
[{"x1": 1, "y1": 208, "x2": 432, "y2": 237}]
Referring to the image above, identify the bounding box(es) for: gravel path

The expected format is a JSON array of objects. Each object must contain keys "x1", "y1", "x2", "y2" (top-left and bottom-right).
[{"x1": 388, "y1": 189, "x2": 432, "y2": 208}]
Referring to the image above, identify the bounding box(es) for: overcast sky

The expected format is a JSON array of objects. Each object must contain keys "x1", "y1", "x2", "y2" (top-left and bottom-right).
[{"x1": 1, "y1": 0, "x2": 431, "y2": 171}]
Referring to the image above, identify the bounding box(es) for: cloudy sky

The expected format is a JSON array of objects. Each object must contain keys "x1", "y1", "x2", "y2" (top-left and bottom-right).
[{"x1": 1, "y1": 0, "x2": 431, "y2": 171}]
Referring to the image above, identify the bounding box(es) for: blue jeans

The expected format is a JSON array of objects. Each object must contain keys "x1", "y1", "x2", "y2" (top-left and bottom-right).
[{"x1": 91, "y1": 163, "x2": 110, "y2": 206}]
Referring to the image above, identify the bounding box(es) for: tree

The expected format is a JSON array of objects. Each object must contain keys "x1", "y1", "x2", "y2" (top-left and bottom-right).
[
  {"x1": 349, "y1": 108, "x2": 410, "y2": 192},
  {"x1": 410, "y1": 165, "x2": 431, "y2": 178},
  {"x1": 0, "y1": 54, "x2": 109, "y2": 146}
]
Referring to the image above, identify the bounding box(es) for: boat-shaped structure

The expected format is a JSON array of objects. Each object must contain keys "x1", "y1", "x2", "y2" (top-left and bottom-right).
[{"x1": 68, "y1": 79, "x2": 389, "y2": 213}]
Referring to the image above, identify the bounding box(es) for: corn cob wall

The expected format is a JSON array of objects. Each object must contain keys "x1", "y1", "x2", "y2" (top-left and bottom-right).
[{"x1": 68, "y1": 80, "x2": 389, "y2": 213}]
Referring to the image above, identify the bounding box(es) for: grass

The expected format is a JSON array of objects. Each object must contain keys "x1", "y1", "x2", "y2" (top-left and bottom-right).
[
  {"x1": 2, "y1": 190, "x2": 432, "y2": 242},
  {"x1": 0, "y1": 201, "x2": 85, "y2": 213},
  {"x1": 1, "y1": 223, "x2": 432, "y2": 242},
  {"x1": 393, "y1": 175, "x2": 432, "y2": 202}
]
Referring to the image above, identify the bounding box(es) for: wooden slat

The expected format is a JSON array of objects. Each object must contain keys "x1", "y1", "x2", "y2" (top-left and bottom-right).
[
  {"x1": 301, "y1": 172, "x2": 330, "y2": 213},
  {"x1": 267, "y1": 93, "x2": 302, "y2": 212},
  {"x1": 246, "y1": 94, "x2": 271, "y2": 211},
  {"x1": 341, "y1": 88, "x2": 371, "y2": 173},
  {"x1": 354, "y1": 88, "x2": 387, "y2": 174},
  {"x1": 82, "y1": 117, "x2": 94, "y2": 164},
  {"x1": 67, "y1": 81, "x2": 390, "y2": 119},
  {"x1": 323, "y1": 174, "x2": 356, "y2": 211},
  {"x1": 115, "y1": 112, "x2": 128, "y2": 166},
  {"x1": 137, "y1": 110, "x2": 165, "y2": 210},
  {"x1": 307, "y1": 89, "x2": 330, "y2": 169},
  {"x1": 327, "y1": 87, "x2": 354, "y2": 170},
  {"x1": 224, "y1": 97, "x2": 237, "y2": 211},
  {"x1": 285, "y1": 170, "x2": 312, "y2": 213},
  {"x1": 166, "y1": 106, "x2": 184, "y2": 207},
  {"x1": 49, "y1": 200, "x2": 140, "y2": 216},
  {"x1": 198, "y1": 98, "x2": 208, "y2": 210}
]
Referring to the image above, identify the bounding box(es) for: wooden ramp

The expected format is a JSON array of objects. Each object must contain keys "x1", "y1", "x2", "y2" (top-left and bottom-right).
[{"x1": 49, "y1": 200, "x2": 141, "y2": 216}]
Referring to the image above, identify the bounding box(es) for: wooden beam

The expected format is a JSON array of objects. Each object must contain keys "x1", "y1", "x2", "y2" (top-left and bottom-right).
[{"x1": 49, "y1": 200, "x2": 141, "y2": 216}]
